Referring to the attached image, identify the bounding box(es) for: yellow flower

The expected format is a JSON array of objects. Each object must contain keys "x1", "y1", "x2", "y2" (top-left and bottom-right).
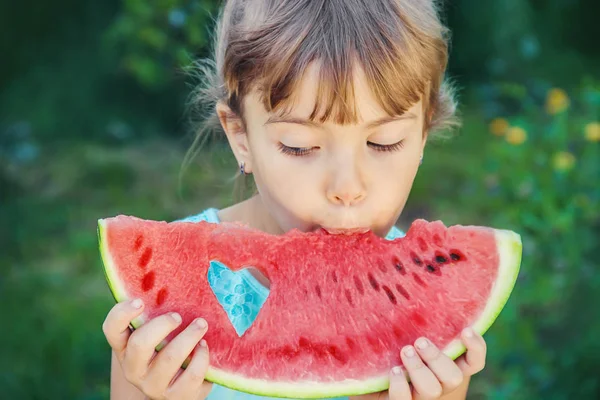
[
  {"x1": 552, "y1": 151, "x2": 576, "y2": 171},
  {"x1": 545, "y1": 88, "x2": 570, "y2": 115},
  {"x1": 489, "y1": 118, "x2": 510, "y2": 136},
  {"x1": 505, "y1": 126, "x2": 527, "y2": 145},
  {"x1": 584, "y1": 122, "x2": 600, "y2": 142}
]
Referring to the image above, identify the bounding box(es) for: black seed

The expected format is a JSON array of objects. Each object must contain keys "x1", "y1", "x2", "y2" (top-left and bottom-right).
[
  {"x1": 426, "y1": 264, "x2": 436, "y2": 273},
  {"x1": 368, "y1": 273, "x2": 380, "y2": 291},
  {"x1": 450, "y1": 253, "x2": 461, "y2": 261},
  {"x1": 394, "y1": 261, "x2": 406, "y2": 275},
  {"x1": 383, "y1": 285, "x2": 397, "y2": 305},
  {"x1": 436, "y1": 255, "x2": 448, "y2": 264},
  {"x1": 411, "y1": 252, "x2": 422, "y2": 266}
]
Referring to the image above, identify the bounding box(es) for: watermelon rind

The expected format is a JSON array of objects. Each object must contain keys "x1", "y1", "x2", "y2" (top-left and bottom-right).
[
  {"x1": 432, "y1": 228, "x2": 522, "y2": 363},
  {"x1": 97, "y1": 219, "x2": 522, "y2": 398},
  {"x1": 98, "y1": 219, "x2": 148, "y2": 330}
]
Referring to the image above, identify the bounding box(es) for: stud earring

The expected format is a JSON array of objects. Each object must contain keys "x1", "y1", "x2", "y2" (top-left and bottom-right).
[
  {"x1": 239, "y1": 162, "x2": 246, "y2": 175},
  {"x1": 419, "y1": 156, "x2": 423, "y2": 165}
]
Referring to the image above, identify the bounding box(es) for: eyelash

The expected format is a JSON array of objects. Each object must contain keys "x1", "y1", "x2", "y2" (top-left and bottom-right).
[
  {"x1": 278, "y1": 140, "x2": 405, "y2": 156},
  {"x1": 368, "y1": 140, "x2": 405, "y2": 152}
]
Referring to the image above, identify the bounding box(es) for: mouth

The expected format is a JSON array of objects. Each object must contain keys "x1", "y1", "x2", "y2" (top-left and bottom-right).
[{"x1": 321, "y1": 227, "x2": 371, "y2": 235}]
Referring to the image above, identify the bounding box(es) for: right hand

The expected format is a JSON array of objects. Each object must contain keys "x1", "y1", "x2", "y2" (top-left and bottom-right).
[{"x1": 102, "y1": 298, "x2": 213, "y2": 400}]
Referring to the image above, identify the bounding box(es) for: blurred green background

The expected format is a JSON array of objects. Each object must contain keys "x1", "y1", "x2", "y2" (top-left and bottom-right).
[{"x1": 1, "y1": 0, "x2": 598, "y2": 399}]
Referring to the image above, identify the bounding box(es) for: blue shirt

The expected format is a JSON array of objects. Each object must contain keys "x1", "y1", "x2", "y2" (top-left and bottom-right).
[{"x1": 179, "y1": 208, "x2": 405, "y2": 400}]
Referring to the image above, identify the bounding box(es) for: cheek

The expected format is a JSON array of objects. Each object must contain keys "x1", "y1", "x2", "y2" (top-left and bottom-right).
[{"x1": 250, "y1": 141, "x2": 320, "y2": 209}]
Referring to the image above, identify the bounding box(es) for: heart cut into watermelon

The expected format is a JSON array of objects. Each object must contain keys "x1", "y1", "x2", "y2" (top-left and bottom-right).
[{"x1": 98, "y1": 216, "x2": 521, "y2": 398}]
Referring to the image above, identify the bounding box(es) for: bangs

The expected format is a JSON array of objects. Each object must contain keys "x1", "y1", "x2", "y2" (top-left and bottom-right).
[{"x1": 223, "y1": 0, "x2": 449, "y2": 126}]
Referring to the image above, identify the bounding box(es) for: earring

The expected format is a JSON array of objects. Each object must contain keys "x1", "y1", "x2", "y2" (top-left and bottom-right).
[
  {"x1": 419, "y1": 156, "x2": 423, "y2": 165},
  {"x1": 239, "y1": 162, "x2": 246, "y2": 175}
]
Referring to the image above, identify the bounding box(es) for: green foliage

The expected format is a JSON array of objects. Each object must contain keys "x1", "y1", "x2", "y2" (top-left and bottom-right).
[{"x1": 105, "y1": 0, "x2": 219, "y2": 88}]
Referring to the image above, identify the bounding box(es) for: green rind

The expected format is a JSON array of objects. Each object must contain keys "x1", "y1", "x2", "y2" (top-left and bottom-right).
[
  {"x1": 439, "y1": 228, "x2": 522, "y2": 362},
  {"x1": 98, "y1": 221, "x2": 522, "y2": 399},
  {"x1": 98, "y1": 219, "x2": 147, "y2": 329}
]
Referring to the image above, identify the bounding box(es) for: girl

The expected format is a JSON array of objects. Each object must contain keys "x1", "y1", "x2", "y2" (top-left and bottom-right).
[{"x1": 102, "y1": 0, "x2": 487, "y2": 399}]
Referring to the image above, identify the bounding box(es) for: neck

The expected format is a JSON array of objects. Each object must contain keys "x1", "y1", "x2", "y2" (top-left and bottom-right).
[{"x1": 217, "y1": 194, "x2": 284, "y2": 235}]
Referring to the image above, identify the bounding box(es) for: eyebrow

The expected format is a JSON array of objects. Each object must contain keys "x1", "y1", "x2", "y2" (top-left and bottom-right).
[{"x1": 264, "y1": 112, "x2": 417, "y2": 129}]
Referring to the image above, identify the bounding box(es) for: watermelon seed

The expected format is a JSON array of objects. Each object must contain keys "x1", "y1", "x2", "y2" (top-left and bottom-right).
[
  {"x1": 367, "y1": 273, "x2": 380, "y2": 291},
  {"x1": 411, "y1": 272, "x2": 427, "y2": 287},
  {"x1": 332, "y1": 270, "x2": 338, "y2": 283},
  {"x1": 138, "y1": 247, "x2": 153, "y2": 269},
  {"x1": 450, "y1": 251, "x2": 463, "y2": 261},
  {"x1": 345, "y1": 289, "x2": 354, "y2": 307},
  {"x1": 377, "y1": 259, "x2": 387, "y2": 273},
  {"x1": 328, "y1": 345, "x2": 349, "y2": 364},
  {"x1": 382, "y1": 285, "x2": 397, "y2": 304},
  {"x1": 353, "y1": 275, "x2": 364, "y2": 295},
  {"x1": 393, "y1": 259, "x2": 406, "y2": 275},
  {"x1": 418, "y1": 237, "x2": 428, "y2": 252},
  {"x1": 426, "y1": 264, "x2": 436, "y2": 273},
  {"x1": 156, "y1": 287, "x2": 168, "y2": 306},
  {"x1": 410, "y1": 252, "x2": 422, "y2": 266},
  {"x1": 133, "y1": 235, "x2": 144, "y2": 251},
  {"x1": 315, "y1": 284, "x2": 322, "y2": 299},
  {"x1": 395, "y1": 284, "x2": 410, "y2": 300},
  {"x1": 435, "y1": 255, "x2": 448, "y2": 264},
  {"x1": 141, "y1": 271, "x2": 156, "y2": 292},
  {"x1": 345, "y1": 337, "x2": 356, "y2": 350},
  {"x1": 433, "y1": 234, "x2": 443, "y2": 247}
]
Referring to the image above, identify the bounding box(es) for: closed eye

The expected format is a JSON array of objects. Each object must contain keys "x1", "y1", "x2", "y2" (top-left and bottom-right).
[
  {"x1": 278, "y1": 143, "x2": 317, "y2": 157},
  {"x1": 368, "y1": 140, "x2": 405, "y2": 152}
]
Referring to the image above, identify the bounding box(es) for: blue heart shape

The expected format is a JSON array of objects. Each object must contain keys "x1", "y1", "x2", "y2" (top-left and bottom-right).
[{"x1": 207, "y1": 260, "x2": 270, "y2": 336}]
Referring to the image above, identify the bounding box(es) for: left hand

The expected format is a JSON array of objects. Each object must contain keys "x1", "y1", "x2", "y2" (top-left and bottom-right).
[{"x1": 350, "y1": 327, "x2": 486, "y2": 400}]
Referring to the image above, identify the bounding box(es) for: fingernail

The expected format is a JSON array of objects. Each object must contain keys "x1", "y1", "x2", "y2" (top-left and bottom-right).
[
  {"x1": 200, "y1": 339, "x2": 207, "y2": 348},
  {"x1": 463, "y1": 328, "x2": 474, "y2": 338},
  {"x1": 131, "y1": 299, "x2": 143, "y2": 309},
  {"x1": 416, "y1": 338, "x2": 429, "y2": 349},
  {"x1": 171, "y1": 313, "x2": 182, "y2": 324},
  {"x1": 195, "y1": 318, "x2": 207, "y2": 329},
  {"x1": 391, "y1": 366, "x2": 402, "y2": 375},
  {"x1": 404, "y1": 346, "x2": 416, "y2": 357}
]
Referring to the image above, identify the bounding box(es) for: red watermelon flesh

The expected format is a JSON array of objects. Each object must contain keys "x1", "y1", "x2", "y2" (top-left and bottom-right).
[{"x1": 98, "y1": 216, "x2": 521, "y2": 398}]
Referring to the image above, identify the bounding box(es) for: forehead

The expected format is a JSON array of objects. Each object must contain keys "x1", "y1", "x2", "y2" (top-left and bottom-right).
[{"x1": 247, "y1": 62, "x2": 423, "y2": 125}]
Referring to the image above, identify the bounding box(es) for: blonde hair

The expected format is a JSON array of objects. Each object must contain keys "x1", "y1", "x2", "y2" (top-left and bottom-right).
[{"x1": 182, "y1": 0, "x2": 460, "y2": 195}]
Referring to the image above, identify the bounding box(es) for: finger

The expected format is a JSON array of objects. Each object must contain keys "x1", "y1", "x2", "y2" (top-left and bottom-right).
[
  {"x1": 123, "y1": 312, "x2": 183, "y2": 384},
  {"x1": 388, "y1": 366, "x2": 412, "y2": 400},
  {"x1": 144, "y1": 318, "x2": 209, "y2": 392},
  {"x1": 102, "y1": 299, "x2": 144, "y2": 359},
  {"x1": 167, "y1": 339, "x2": 212, "y2": 398},
  {"x1": 414, "y1": 338, "x2": 463, "y2": 392},
  {"x1": 401, "y1": 346, "x2": 442, "y2": 399},
  {"x1": 455, "y1": 328, "x2": 486, "y2": 375}
]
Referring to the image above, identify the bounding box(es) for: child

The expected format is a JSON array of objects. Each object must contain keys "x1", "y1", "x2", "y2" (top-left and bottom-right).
[{"x1": 102, "y1": 0, "x2": 487, "y2": 399}]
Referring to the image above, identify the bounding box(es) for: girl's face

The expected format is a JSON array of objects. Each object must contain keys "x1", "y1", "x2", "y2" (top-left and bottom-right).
[{"x1": 223, "y1": 64, "x2": 427, "y2": 238}]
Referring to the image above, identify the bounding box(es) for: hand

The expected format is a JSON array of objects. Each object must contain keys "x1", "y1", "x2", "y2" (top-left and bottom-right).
[
  {"x1": 102, "y1": 299, "x2": 213, "y2": 400},
  {"x1": 351, "y1": 328, "x2": 486, "y2": 400}
]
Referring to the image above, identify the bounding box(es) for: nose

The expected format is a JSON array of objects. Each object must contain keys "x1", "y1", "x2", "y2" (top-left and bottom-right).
[{"x1": 326, "y1": 161, "x2": 367, "y2": 207}]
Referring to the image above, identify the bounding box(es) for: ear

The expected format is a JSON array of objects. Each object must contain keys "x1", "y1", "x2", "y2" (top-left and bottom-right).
[{"x1": 216, "y1": 101, "x2": 253, "y2": 173}]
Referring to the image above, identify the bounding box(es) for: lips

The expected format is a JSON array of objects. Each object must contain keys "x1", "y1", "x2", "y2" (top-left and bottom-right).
[{"x1": 321, "y1": 227, "x2": 371, "y2": 235}]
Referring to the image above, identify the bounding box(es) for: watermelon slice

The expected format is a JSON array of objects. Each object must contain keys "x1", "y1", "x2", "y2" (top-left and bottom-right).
[{"x1": 97, "y1": 216, "x2": 521, "y2": 398}]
